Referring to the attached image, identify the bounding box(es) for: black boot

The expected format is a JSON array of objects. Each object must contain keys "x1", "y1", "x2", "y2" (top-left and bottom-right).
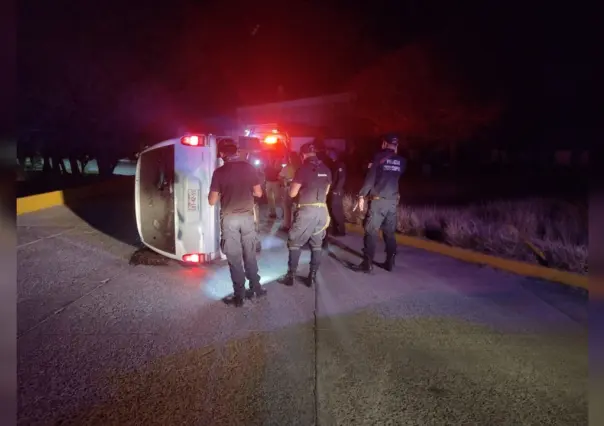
[
  {"x1": 307, "y1": 270, "x2": 317, "y2": 287},
  {"x1": 352, "y1": 255, "x2": 373, "y2": 273},
  {"x1": 247, "y1": 282, "x2": 268, "y2": 299},
  {"x1": 284, "y1": 249, "x2": 301, "y2": 286},
  {"x1": 283, "y1": 271, "x2": 296, "y2": 286},
  {"x1": 254, "y1": 286, "x2": 268, "y2": 297},
  {"x1": 232, "y1": 295, "x2": 244, "y2": 307},
  {"x1": 223, "y1": 294, "x2": 245, "y2": 307},
  {"x1": 384, "y1": 253, "x2": 396, "y2": 272}
]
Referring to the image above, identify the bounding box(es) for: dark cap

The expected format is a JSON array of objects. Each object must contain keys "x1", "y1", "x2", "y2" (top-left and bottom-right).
[
  {"x1": 218, "y1": 137, "x2": 237, "y2": 149},
  {"x1": 217, "y1": 138, "x2": 238, "y2": 157},
  {"x1": 300, "y1": 142, "x2": 316, "y2": 154},
  {"x1": 382, "y1": 133, "x2": 399, "y2": 146}
]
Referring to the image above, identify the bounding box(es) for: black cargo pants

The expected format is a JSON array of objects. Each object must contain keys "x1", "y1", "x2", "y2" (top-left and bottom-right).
[
  {"x1": 363, "y1": 199, "x2": 398, "y2": 261},
  {"x1": 221, "y1": 213, "x2": 261, "y2": 297},
  {"x1": 287, "y1": 204, "x2": 330, "y2": 272},
  {"x1": 327, "y1": 192, "x2": 346, "y2": 234}
]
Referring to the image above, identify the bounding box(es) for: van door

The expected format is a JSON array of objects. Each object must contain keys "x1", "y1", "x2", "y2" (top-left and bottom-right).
[
  {"x1": 136, "y1": 142, "x2": 176, "y2": 256},
  {"x1": 174, "y1": 135, "x2": 221, "y2": 262}
]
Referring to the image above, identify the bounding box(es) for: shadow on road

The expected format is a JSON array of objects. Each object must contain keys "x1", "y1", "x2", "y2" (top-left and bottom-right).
[
  {"x1": 62, "y1": 176, "x2": 142, "y2": 249},
  {"x1": 325, "y1": 236, "x2": 393, "y2": 271}
]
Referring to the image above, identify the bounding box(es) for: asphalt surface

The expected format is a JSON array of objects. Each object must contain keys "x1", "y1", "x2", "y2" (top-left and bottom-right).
[{"x1": 17, "y1": 191, "x2": 588, "y2": 425}]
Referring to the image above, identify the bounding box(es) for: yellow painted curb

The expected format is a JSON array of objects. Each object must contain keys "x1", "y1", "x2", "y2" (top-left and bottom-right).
[
  {"x1": 17, "y1": 191, "x2": 66, "y2": 215},
  {"x1": 345, "y1": 223, "x2": 589, "y2": 291},
  {"x1": 17, "y1": 177, "x2": 134, "y2": 216}
]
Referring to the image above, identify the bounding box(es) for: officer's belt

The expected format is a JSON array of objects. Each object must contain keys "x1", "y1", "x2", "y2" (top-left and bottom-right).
[
  {"x1": 296, "y1": 202, "x2": 326, "y2": 208},
  {"x1": 295, "y1": 202, "x2": 330, "y2": 235}
]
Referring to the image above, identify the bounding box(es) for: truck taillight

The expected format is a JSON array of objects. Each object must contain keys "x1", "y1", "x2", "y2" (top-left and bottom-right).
[
  {"x1": 264, "y1": 135, "x2": 278, "y2": 144},
  {"x1": 181, "y1": 135, "x2": 206, "y2": 146}
]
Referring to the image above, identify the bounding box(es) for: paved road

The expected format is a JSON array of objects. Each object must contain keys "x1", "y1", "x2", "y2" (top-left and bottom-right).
[{"x1": 17, "y1": 190, "x2": 588, "y2": 425}]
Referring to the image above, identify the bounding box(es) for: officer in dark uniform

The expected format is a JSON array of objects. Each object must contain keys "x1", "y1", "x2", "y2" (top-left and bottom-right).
[
  {"x1": 315, "y1": 145, "x2": 334, "y2": 249},
  {"x1": 253, "y1": 158, "x2": 265, "y2": 252},
  {"x1": 352, "y1": 134, "x2": 406, "y2": 273},
  {"x1": 283, "y1": 141, "x2": 332, "y2": 287},
  {"x1": 327, "y1": 150, "x2": 347, "y2": 236},
  {"x1": 209, "y1": 139, "x2": 267, "y2": 307},
  {"x1": 243, "y1": 151, "x2": 264, "y2": 252}
]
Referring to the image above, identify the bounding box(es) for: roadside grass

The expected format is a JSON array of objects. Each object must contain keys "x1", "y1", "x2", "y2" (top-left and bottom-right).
[{"x1": 342, "y1": 195, "x2": 588, "y2": 275}]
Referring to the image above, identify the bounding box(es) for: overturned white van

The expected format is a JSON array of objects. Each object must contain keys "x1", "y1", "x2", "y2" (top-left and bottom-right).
[{"x1": 134, "y1": 134, "x2": 222, "y2": 264}]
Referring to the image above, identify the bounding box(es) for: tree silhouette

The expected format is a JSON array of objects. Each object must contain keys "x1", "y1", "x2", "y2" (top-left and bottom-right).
[{"x1": 348, "y1": 40, "x2": 502, "y2": 156}]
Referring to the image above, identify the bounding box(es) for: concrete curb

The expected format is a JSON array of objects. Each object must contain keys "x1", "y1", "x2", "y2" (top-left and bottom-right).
[
  {"x1": 345, "y1": 223, "x2": 589, "y2": 291},
  {"x1": 17, "y1": 176, "x2": 134, "y2": 216}
]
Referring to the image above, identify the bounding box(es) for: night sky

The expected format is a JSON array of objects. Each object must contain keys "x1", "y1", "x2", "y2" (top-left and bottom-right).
[{"x1": 19, "y1": 0, "x2": 593, "y2": 146}]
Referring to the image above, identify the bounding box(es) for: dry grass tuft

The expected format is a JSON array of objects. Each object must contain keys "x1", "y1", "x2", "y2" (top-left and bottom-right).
[{"x1": 342, "y1": 195, "x2": 588, "y2": 274}]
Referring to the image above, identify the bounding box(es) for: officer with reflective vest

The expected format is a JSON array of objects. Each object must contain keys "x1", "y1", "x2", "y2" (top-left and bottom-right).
[
  {"x1": 284, "y1": 141, "x2": 332, "y2": 287},
  {"x1": 352, "y1": 134, "x2": 406, "y2": 273}
]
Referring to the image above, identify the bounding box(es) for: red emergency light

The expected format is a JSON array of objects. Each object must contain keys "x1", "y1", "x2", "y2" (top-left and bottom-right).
[
  {"x1": 181, "y1": 135, "x2": 206, "y2": 147},
  {"x1": 264, "y1": 135, "x2": 278, "y2": 144},
  {"x1": 182, "y1": 253, "x2": 201, "y2": 263}
]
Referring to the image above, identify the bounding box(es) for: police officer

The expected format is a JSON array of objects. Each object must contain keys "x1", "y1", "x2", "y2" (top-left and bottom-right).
[
  {"x1": 253, "y1": 159, "x2": 265, "y2": 253},
  {"x1": 278, "y1": 152, "x2": 298, "y2": 231},
  {"x1": 264, "y1": 157, "x2": 282, "y2": 219},
  {"x1": 243, "y1": 151, "x2": 264, "y2": 252},
  {"x1": 352, "y1": 134, "x2": 406, "y2": 273},
  {"x1": 283, "y1": 141, "x2": 332, "y2": 287},
  {"x1": 315, "y1": 145, "x2": 334, "y2": 249},
  {"x1": 209, "y1": 139, "x2": 267, "y2": 307},
  {"x1": 327, "y1": 150, "x2": 347, "y2": 236}
]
